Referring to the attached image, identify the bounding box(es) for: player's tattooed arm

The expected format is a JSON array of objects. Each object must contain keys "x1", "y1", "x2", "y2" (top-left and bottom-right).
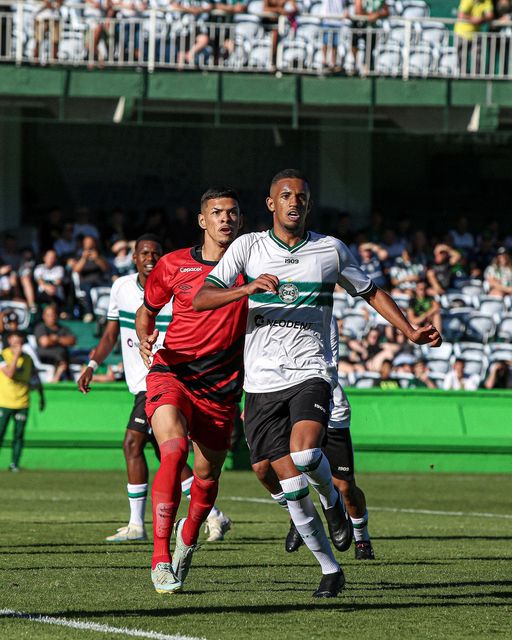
[
  {"x1": 365, "y1": 287, "x2": 442, "y2": 348},
  {"x1": 193, "y1": 274, "x2": 279, "y2": 311},
  {"x1": 135, "y1": 304, "x2": 159, "y2": 369}
]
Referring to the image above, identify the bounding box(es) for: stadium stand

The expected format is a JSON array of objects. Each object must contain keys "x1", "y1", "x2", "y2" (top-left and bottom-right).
[{"x1": 0, "y1": 0, "x2": 512, "y2": 79}]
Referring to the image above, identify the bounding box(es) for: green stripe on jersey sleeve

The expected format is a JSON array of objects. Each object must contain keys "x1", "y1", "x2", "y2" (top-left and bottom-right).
[{"x1": 205, "y1": 274, "x2": 228, "y2": 289}]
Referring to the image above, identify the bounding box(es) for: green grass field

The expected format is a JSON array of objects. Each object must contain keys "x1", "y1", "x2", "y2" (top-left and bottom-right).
[{"x1": 0, "y1": 471, "x2": 511, "y2": 640}]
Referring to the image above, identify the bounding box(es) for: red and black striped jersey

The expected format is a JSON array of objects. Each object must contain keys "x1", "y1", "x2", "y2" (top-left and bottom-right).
[{"x1": 143, "y1": 246, "x2": 247, "y2": 403}]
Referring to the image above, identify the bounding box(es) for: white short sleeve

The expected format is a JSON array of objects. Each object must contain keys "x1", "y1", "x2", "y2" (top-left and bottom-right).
[
  {"x1": 205, "y1": 234, "x2": 250, "y2": 289},
  {"x1": 106, "y1": 280, "x2": 120, "y2": 321},
  {"x1": 333, "y1": 238, "x2": 376, "y2": 298}
]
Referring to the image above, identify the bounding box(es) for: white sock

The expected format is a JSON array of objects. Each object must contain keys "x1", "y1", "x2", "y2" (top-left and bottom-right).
[
  {"x1": 127, "y1": 483, "x2": 147, "y2": 527},
  {"x1": 182, "y1": 475, "x2": 221, "y2": 519},
  {"x1": 181, "y1": 476, "x2": 193, "y2": 499},
  {"x1": 271, "y1": 491, "x2": 289, "y2": 510},
  {"x1": 280, "y1": 475, "x2": 340, "y2": 575},
  {"x1": 290, "y1": 448, "x2": 339, "y2": 510},
  {"x1": 351, "y1": 510, "x2": 370, "y2": 542}
]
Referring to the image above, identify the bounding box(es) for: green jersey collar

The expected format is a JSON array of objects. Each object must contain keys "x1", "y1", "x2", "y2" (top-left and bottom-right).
[{"x1": 269, "y1": 228, "x2": 310, "y2": 254}]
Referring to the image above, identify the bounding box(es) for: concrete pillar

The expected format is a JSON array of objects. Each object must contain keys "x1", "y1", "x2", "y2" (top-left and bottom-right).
[
  {"x1": 0, "y1": 109, "x2": 22, "y2": 232},
  {"x1": 318, "y1": 129, "x2": 372, "y2": 228}
]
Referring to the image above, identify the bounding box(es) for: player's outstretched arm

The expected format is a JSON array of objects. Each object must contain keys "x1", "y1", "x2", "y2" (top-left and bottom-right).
[
  {"x1": 193, "y1": 274, "x2": 279, "y2": 311},
  {"x1": 365, "y1": 287, "x2": 442, "y2": 347},
  {"x1": 135, "y1": 304, "x2": 159, "y2": 369},
  {"x1": 77, "y1": 320, "x2": 120, "y2": 394}
]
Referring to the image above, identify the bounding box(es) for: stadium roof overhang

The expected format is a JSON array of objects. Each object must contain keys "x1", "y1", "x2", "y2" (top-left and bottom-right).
[{"x1": 2, "y1": 67, "x2": 512, "y2": 137}]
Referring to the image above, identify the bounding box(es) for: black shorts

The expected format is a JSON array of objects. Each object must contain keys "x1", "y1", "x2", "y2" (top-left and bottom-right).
[
  {"x1": 323, "y1": 427, "x2": 355, "y2": 482},
  {"x1": 127, "y1": 391, "x2": 151, "y2": 435},
  {"x1": 244, "y1": 378, "x2": 332, "y2": 465}
]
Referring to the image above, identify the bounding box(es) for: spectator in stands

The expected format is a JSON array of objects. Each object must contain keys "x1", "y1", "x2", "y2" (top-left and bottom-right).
[
  {"x1": 443, "y1": 358, "x2": 480, "y2": 391},
  {"x1": 33, "y1": 1, "x2": 63, "y2": 63},
  {"x1": 354, "y1": 327, "x2": 400, "y2": 372},
  {"x1": 73, "y1": 207, "x2": 100, "y2": 241},
  {"x1": 470, "y1": 231, "x2": 496, "y2": 277},
  {"x1": 351, "y1": 0, "x2": 389, "y2": 75},
  {"x1": 34, "y1": 304, "x2": 76, "y2": 382},
  {"x1": 54, "y1": 222, "x2": 78, "y2": 261},
  {"x1": 426, "y1": 243, "x2": 462, "y2": 296},
  {"x1": 321, "y1": 0, "x2": 348, "y2": 71},
  {"x1": 389, "y1": 247, "x2": 425, "y2": 296},
  {"x1": 484, "y1": 247, "x2": 512, "y2": 297},
  {"x1": 455, "y1": 0, "x2": 494, "y2": 75},
  {"x1": 484, "y1": 360, "x2": 512, "y2": 389},
  {"x1": 69, "y1": 235, "x2": 110, "y2": 322},
  {"x1": 410, "y1": 229, "x2": 431, "y2": 267},
  {"x1": 407, "y1": 280, "x2": 442, "y2": 332},
  {"x1": 0, "y1": 310, "x2": 20, "y2": 345},
  {"x1": 495, "y1": 0, "x2": 512, "y2": 73},
  {"x1": 116, "y1": 1, "x2": 144, "y2": 62},
  {"x1": 336, "y1": 317, "x2": 365, "y2": 374},
  {"x1": 17, "y1": 248, "x2": 37, "y2": 315},
  {"x1": 450, "y1": 214, "x2": 475, "y2": 251},
  {"x1": 34, "y1": 249, "x2": 65, "y2": 309},
  {"x1": 210, "y1": 0, "x2": 248, "y2": 60},
  {"x1": 381, "y1": 228, "x2": 406, "y2": 260},
  {"x1": 0, "y1": 259, "x2": 15, "y2": 301},
  {"x1": 357, "y1": 242, "x2": 388, "y2": 289},
  {"x1": 373, "y1": 359, "x2": 400, "y2": 390},
  {"x1": 173, "y1": 0, "x2": 214, "y2": 67},
  {"x1": 84, "y1": 0, "x2": 117, "y2": 65},
  {"x1": 409, "y1": 359, "x2": 436, "y2": 389},
  {"x1": 111, "y1": 240, "x2": 136, "y2": 278},
  {"x1": 263, "y1": 0, "x2": 298, "y2": 67},
  {"x1": 0, "y1": 234, "x2": 21, "y2": 273}
]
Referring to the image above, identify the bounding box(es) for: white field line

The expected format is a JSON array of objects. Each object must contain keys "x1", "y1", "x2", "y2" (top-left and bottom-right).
[
  {"x1": 0, "y1": 610, "x2": 206, "y2": 640},
  {"x1": 224, "y1": 496, "x2": 512, "y2": 520}
]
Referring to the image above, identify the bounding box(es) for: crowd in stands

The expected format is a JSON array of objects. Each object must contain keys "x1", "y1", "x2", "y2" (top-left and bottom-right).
[
  {"x1": 0, "y1": 205, "x2": 511, "y2": 389},
  {"x1": 2, "y1": 1, "x2": 512, "y2": 76}
]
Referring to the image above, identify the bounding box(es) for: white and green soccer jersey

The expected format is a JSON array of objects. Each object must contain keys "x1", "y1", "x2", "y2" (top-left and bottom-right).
[
  {"x1": 205, "y1": 229, "x2": 375, "y2": 393},
  {"x1": 106, "y1": 273, "x2": 172, "y2": 395}
]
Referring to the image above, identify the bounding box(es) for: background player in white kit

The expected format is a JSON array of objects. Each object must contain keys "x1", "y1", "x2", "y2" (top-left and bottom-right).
[
  {"x1": 78, "y1": 234, "x2": 231, "y2": 542},
  {"x1": 194, "y1": 168, "x2": 441, "y2": 597}
]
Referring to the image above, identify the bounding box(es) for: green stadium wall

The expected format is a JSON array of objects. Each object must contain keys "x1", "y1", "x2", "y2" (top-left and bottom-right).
[{"x1": 0, "y1": 384, "x2": 510, "y2": 474}]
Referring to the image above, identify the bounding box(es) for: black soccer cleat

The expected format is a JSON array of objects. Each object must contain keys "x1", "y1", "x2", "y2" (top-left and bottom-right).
[
  {"x1": 354, "y1": 540, "x2": 375, "y2": 560},
  {"x1": 285, "y1": 519, "x2": 304, "y2": 553},
  {"x1": 322, "y1": 493, "x2": 353, "y2": 552},
  {"x1": 313, "y1": 569, "x2": 345, "y2": 598}
]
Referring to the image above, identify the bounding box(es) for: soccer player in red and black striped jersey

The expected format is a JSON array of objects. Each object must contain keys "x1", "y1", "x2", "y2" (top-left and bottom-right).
[{"x1": 135, "y1": 187, "x2": 247, "y2": 594}]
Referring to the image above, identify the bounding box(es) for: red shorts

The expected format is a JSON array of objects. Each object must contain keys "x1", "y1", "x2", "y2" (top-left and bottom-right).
[{"x1": 145, "y1": 371, "x2": 235, "y2": 451}]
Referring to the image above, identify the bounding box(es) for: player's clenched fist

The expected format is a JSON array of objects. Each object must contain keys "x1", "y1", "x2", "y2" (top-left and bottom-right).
[
  {"x1": 409, "y1": 324, "x2": 442, "y2": 348},
  {"x1": 139, "y1": 329, "x2": 159, "y2": 369},
  {"x1": 245, "y1": 273, "x2": 279, "y2": 295}
]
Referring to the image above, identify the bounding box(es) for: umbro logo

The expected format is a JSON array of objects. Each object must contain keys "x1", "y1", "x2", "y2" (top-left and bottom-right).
[
  {"x1": 314, "y1": 403, "x2": 327, "y2": 413},
  {"x1": 179, "y1": 284, "x2": 192, "y2": 291}
]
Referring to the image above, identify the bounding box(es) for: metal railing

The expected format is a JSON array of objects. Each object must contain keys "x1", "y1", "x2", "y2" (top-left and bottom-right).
[{"x1": 1, "y1": 1, "x2": 512, "y2": 80}]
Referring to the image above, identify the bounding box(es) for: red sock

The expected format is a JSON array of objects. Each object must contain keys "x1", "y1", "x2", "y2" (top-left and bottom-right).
[
  {"x1": 151, "y1": 437, "x2": 188, "y2": 569},
  {"x1": 182, "y1": 475, "x2": 219, "y2": 546}
]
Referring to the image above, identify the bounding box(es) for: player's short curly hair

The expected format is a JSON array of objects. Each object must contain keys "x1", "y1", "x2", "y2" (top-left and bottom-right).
[
  {"x1": 135, "y1": 233, "x2": 162, "y2": 250},
  {"x1": 200, "y1": 187, "x2": 240, "y2": 210},
  {"x1": 270, "y1": 168, "x2": 309, "y2": 188}
]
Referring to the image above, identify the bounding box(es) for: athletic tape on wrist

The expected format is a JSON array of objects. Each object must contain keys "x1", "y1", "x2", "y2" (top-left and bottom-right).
[{"x1": 88, "y1": 359, "x2": 99, "y2": 372}]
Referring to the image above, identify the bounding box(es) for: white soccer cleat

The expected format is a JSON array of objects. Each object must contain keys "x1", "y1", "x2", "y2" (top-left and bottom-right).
[
  {"x1": 105, "y1": 524, "x2": 147, "y2": 542},
  {"x1": 172, "y1": 518, "x2": 199, "y2": 585},
  {"x1": 151, "y1": 562, "x2": 182, "y2": 594},
  {"x1": 204, "y1": 512, "x2": 232, "y2": 542}
]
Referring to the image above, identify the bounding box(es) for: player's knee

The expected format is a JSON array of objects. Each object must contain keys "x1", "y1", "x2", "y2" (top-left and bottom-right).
[
  {"x1": 194, "y1": 464, "x2": 221, "y2": 482},
  {"x1": 335, "y1": 478, "x2": 352, "y2": 502},
  {"x1": 252, "y1": 460, "x2": 270, "y2": 483},
  {"x1": 123, "y1": 430, "x2": 145, "y2": 460}
]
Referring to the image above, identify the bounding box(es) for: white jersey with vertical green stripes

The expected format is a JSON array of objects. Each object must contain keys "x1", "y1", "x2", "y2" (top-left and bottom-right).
[
  {"x1": 205, "y1": 229, "x2": 375, "y2": 393},
  {"x1": 106, "y1": 273, "x2": 172, "y2": 394}
]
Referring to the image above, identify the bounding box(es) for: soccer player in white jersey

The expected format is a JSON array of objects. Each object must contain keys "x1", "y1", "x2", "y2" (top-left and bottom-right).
[
  {"x1": 77, "y1": 235, "x2": 231, "y2": 542},
  {"x1": 194, "y1": 169, "x2": 441, "y2": 597}
]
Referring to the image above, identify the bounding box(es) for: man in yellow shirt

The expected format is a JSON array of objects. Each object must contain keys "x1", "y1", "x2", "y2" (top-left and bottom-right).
[
  {"x1": 0, "y1": 331, "x2": 45, "y2": 472},
  {"x1": 455, "y1": 0, "x2": 494, "y2": 74}
]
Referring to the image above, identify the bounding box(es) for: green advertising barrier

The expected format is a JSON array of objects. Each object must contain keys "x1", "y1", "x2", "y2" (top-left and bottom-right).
[{"x1": 0, "y1": 384, "x2": 510, "y2": 473}]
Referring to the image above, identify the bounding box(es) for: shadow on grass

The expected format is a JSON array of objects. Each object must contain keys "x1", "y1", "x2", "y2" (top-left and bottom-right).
[{"x1": 374, "y1": 535, "x2": 512, "y2": 541}]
